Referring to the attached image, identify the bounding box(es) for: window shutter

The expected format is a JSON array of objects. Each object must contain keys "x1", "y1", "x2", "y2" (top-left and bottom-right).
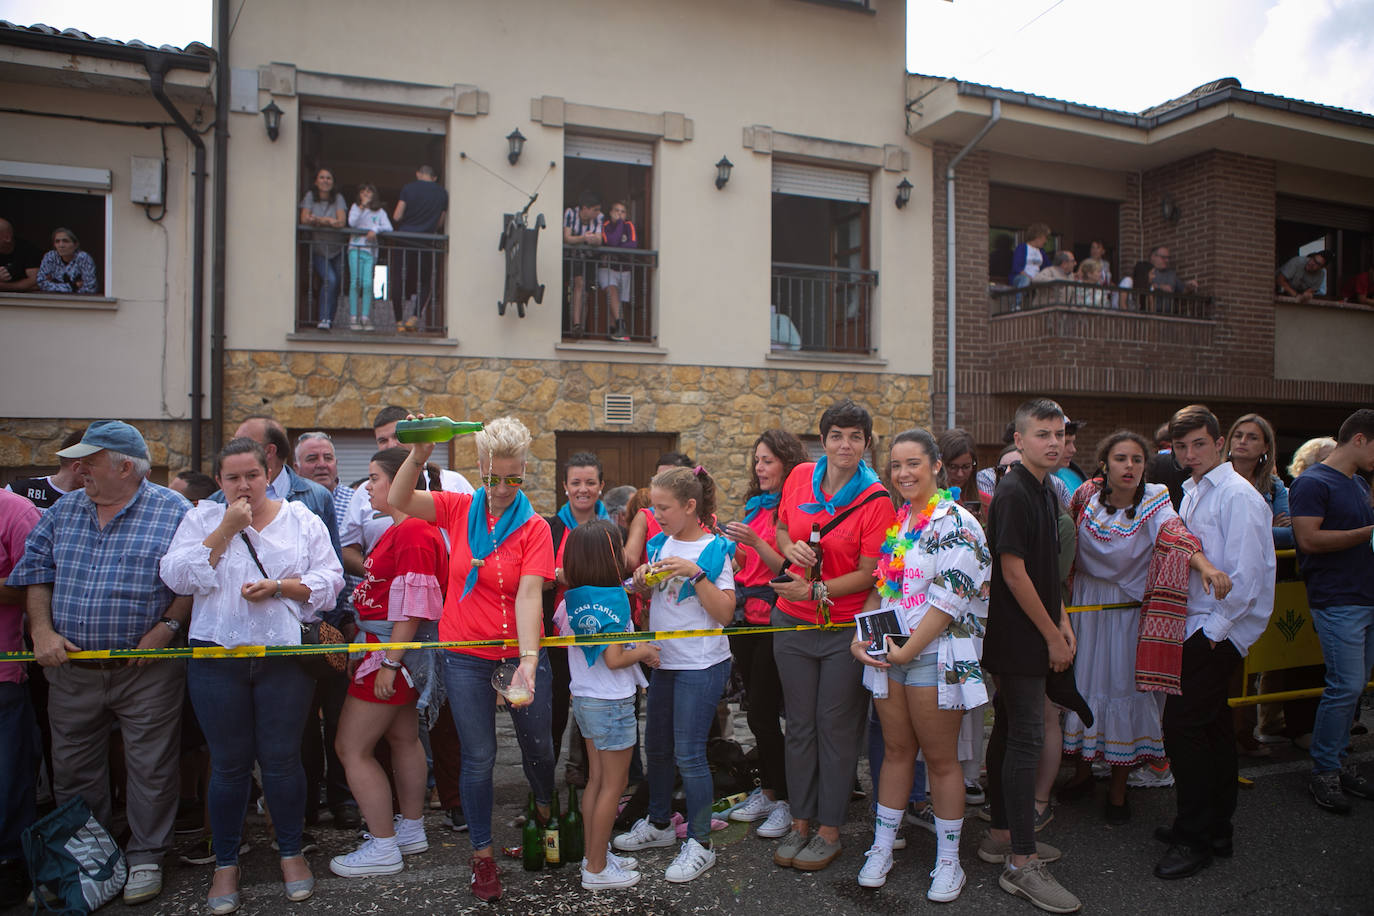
[
  {"x1": 1276, "y1": 196, "x2": 1374, "y2": 231},
  {"x1": 772, "y1": 161, "x2": 870, "y2": 203},
  {"x1": 565, "y1": 135, "x2": 655, "y2": 166},
  {"x1": 299, "y1": 105, "x2": 446, "y2": 135},
  {"x1": 332, "y1": 433, "x2": 380, "y2": 489}
]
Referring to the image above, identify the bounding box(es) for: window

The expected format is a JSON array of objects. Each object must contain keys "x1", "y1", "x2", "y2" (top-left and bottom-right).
[
  {"x1": 561, "y1": 135, "x2": 656, "y2": 343},
  {"x1": 0, "y1": 179, "x2": 109, "y2": 296},
  {"x1": 987, "y1": 184, "x2": 1119, "y2": 285},
  {"x1": 1275, "y1": 196, "x2": 1374, "y2": 299},
  {"x1": 771, "y1": 162, "x2": 875, "y2": 354},
  {"x1": 296, "y1": 110, "x2": 447, "y2": 334}
]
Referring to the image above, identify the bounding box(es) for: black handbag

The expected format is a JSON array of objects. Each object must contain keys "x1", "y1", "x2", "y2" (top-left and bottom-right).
[{"x1": 239, "y1": 532, "x2": 346, "y2": 678}]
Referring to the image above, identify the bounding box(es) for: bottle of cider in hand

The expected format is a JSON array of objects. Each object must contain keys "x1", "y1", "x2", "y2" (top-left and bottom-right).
[
  {"x1": 808, "y1": 522, "x2": 824, "y2": 582},
  {"x1": 394, "y1": 416, "x2": 483, "y2": 444}
]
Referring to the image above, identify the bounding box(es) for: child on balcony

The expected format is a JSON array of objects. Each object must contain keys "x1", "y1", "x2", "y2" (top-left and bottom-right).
[
  {"x1": 599, "y1": 201, "x2": 636, "y2": 343},
  {"x1": 347, "y1": 184, "x2": 392, "y2": 330}
]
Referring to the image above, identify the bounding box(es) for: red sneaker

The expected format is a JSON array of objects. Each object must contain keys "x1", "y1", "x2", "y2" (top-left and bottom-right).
[{"x1": 470, "y1": 855, "x2": 502, "y2": 902}]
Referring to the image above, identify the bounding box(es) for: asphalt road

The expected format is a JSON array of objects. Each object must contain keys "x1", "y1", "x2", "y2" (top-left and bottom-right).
[{"x1": 8, "y1": 711, "x2": 1374, "y2": 915}]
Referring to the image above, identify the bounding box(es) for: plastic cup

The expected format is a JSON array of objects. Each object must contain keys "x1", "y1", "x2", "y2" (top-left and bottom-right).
[{"x1": 491, "y1": 661, "x2": 533, "y2": 706}]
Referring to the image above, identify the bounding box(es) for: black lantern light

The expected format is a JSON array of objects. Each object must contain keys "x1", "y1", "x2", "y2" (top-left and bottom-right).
[
  {"x1": 260, "y1": 100, "x2": 283, "y2": 142},
  {"x1": 506, "y1": 129, "x2": 526, "y2": 166},
  {"x1": 715, "y1": 156, "x2": 733, "y2": 190},
  {"x1": 895, "y1": 177, "x2": 913, "y2": 209}
]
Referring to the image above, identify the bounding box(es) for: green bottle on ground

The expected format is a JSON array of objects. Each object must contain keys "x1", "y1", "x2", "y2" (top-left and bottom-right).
[
  {"x1": 543, "y1": 793, "x2": 563, "y2": 869},
  {"x1": 521, "y1": 793, "x2": 544, "y2": 872},
  {"x1": 563, "y1": 785, "x2": 584, "y2": 864},
  {"x1": 394, "y1": 417, "x2": 483, "y2": 443}
]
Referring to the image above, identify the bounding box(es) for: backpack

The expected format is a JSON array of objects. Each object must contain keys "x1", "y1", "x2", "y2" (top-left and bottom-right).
[{"x1": 22, "y1": 796, "x2": 127, "y2": 914}]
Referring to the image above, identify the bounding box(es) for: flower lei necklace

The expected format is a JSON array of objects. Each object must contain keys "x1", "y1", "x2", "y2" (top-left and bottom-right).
[{"x1": 875, "y1": 489, "x2": 952, "y2": 601}]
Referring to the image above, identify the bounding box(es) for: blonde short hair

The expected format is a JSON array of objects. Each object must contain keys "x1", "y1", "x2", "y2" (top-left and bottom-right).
[
  {"x1": 1079, "y1": 258, "x2": 1102, "y2": 281},
  {"x1": 1289, "y1": 436, "x2": 1336, "y2": 478},
  {"x1": 476, "y1": 416, "x2": 532, "y2": 464}
]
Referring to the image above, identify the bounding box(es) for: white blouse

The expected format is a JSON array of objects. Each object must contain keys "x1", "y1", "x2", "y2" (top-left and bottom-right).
[{"x1": 160, "y1": 500, "x2": 344, "y2": 648}]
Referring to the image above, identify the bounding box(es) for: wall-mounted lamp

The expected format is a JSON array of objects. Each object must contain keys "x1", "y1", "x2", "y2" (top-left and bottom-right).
[
  {"x1": 895, "y1": 177, "x2": 913, "y2": 209},
  {"x1": 261, "y1": 100, "x2": 283, "y2": 142},
  {"x1": 506, "y1": 128, "x2": 526, "y2": 166},
  {"x1": 1161, "y1": 194, "x2": 1181, "y2": 223},
  {"x1": 715, "y1": 156, "x2": 733, "y2": 190}
]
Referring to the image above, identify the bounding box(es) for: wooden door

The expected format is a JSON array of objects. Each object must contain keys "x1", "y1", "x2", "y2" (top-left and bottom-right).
[{"x1": 553, "y1": 431, "x2": 677, "y2": 510}]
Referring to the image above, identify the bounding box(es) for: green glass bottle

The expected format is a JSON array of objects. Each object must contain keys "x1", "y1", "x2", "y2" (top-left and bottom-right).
[
  {"x1": 562, "y1": 785, "x2": 584, "y2": 865},
  {"x1": 543, "y1": 793, "x2": 563, "y2": 869},
  {"x1": 521, "y1": 793, "x2": 544, "y2": 872},
  {"x1": 394, "y1": 417, "x2": 484, "y2": 444}
]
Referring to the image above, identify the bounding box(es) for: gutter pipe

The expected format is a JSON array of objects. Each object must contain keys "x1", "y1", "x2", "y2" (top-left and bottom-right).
[{"x1": 210, "y1": 0, "x2": 230, "y2": 457}]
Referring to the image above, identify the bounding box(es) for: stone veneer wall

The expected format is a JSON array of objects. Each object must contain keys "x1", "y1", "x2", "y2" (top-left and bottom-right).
[
  {"x1": 0, "y1": 419, "x2": 195, "y2": 482},
  {"x1": 223, "y1": 351, "x2": 932, "y2": 509}
]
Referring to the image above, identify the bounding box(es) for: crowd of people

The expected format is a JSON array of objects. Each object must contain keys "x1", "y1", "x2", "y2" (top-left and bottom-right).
[{"x1": 1, "y1": 398, "x2": 1371, "y2": 913}]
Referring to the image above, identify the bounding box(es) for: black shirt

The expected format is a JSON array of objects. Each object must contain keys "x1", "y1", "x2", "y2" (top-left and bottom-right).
[
  {"x1": 1, "y1": 237, "x2": 42, "y2": 284},
  {"x1": 396, "y1": 180, "x2": 449, "y2": 233},
  {"x1": 7, "y1": 476, "x2": 67, "y2": 511},
  {"x1": 1147, "y1": 449, "x2": 1188, "y2": 510},
  {"x1": 983, "y1": 464, "x2": 1062, "y2": 676}
]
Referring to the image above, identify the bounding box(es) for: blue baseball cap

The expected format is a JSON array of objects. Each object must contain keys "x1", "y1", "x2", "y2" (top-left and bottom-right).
[{"x1": 56, "y1": 420, "x2": 150, "y2": 461}]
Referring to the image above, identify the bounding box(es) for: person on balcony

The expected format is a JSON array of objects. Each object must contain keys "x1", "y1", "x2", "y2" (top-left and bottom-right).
[
  {"x1": 346, "y1": 184, "x2": 391, "y2": 331},
  {"x1": 1030, "y1": 251, "x2": 1076, "y2": 305},
  {"x1": 0, "y1": 217, "x2": 40, "y2": 292},
  {"x1": 1009, "y1": 223, "x2": 1049, "y2": 288},
  {"x1": 391, "y1": 165, "x2": 448, "y2": 333},
  {"x1": 1073, "y1": 259, "x2": 1108, "y2": 308},
  {"x1": 300, "y1": 169, "x2": 347, "y2": 329},
  {"x1": 1339, "y1": 264, "x2": 1374, "y2": 305},
  {"x1": 1276, "y1": 249, "x2": 1330, "y2": 302},
  {"x1": 598, "y1": 201, "x2": 635, "y2": 343},
  {"x1": 1088, "y1": 241, "x2": 1113, "y2": 286},
  {"x1": 563, "y1": 189, "x2": 604, "y2": 339},
  {"x1": 35, "y1": 228, "x2": 98, "y2": 295},
  {"x1": 1146, "y1": 246, "x2": 1198, "y2": 294}
]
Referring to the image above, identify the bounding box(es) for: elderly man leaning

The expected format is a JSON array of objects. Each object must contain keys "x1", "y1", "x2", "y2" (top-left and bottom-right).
[{"x1": 6, "y1": 421, "x2": 192, "y2": 905}]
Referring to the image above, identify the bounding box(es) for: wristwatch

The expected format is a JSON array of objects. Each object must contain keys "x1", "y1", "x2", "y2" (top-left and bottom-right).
[
  {"x1": 159, "y1": 616, "x2": 182, "y2": 634},
  {"x1": 273, "y1": 580, "x2": 283, "y2": 599},
  {"x1": 520, "y1": 649, "x2": 538, "y2": 659}
]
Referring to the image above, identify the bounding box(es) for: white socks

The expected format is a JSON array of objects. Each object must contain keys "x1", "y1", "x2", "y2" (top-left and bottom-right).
[
  {"x1": 873, "y1": 803, "x2": 903, "y2": 851},
  {"x1": 934, "y1": 815, "x2": 962, "y2": 863}
]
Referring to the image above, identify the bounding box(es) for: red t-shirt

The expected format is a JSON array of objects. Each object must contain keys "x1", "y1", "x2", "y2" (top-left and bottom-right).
[
  {"x1": 734, "y1": 507, "x2": 780, "y2": 626},
  {"x1": 1340, "y1": 271, "x2": 1371, "y2": 300},
  {"x1": 351, "y1": 518, "x2": 449, "y2": 622},
  {"x1": 775, "y1": 462, "x2": 895, "y2": 625},
  {"x1": 432, "y1": 491, "x2": 554, "y2": 660}
]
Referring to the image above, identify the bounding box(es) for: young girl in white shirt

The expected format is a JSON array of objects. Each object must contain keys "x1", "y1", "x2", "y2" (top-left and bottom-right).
[
  {"x1": 346, "y1": 183, "x2": 391, "y2": 329},
  {"x1": 613, "y1": 467, "x2": 736, "y2": 884},
  {"x1": 555, "y1": 521, "x2": 660, "y2": 890}
]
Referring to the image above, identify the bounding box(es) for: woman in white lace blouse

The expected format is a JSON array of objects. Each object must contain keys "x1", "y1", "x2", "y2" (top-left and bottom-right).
[{"x1": 160, "y1": 437, "x2": 343, "y2": 914}]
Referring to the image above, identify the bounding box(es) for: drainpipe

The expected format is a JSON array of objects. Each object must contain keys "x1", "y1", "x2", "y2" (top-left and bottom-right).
[
  {"x1": 944, "y1": 99, "x2": 1000, "y2": 430},
  {"x1": 211, "y1": 0, "x2": 230, "y2": 457},
  {"x1": 145, "y1": 52, "x2": 207, "y2": 470}
]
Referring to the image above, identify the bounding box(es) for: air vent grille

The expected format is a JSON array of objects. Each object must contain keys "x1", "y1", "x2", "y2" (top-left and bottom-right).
[{"x1": 603, "y1": 393, "x2": 633, "y2": 425}]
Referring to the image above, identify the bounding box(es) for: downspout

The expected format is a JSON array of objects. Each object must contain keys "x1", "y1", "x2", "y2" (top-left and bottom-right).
[
  {"x1": 145, "y1": 53, "x2": 207, "y2": 470},
  {"x1": 211, "y1": 0, "x2": 231, "y2": 457},
  {"x1": 944, "y1": 99, "x2": 1000, "y2": 430}
]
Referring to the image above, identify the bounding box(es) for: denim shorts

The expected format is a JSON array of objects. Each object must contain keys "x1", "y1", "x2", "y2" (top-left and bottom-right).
[
  {"x1": 571, "y1": 695, "x2": 638, "y2": 752},
  {"x1": 886, "y1": 652, "x2": 938, "y2": 688}
]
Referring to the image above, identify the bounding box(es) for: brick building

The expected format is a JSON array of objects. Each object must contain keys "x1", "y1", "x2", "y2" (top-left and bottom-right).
[{"x1": 910, "y1": 76, "x2": 1374, "y2": 467}]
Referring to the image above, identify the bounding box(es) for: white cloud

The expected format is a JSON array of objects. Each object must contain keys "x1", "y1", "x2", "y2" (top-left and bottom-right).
[
  {"x1": 0, "y1": 0, "x2": 210, "y2": 47},
  {"x1": 1246, "y1": 0, "x2": 1374, "y2": 113}
]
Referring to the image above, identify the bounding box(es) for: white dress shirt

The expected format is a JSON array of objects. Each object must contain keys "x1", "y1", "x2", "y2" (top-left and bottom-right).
[
  {"x1": 160, "y1": 500, "x2": 345, "y2": 648},
  {"x1": 341, "y1": 467, "x2": 472, "y2": 554},
  {"x1": 1178, "y1": 462, "x2": 1276, "y2": 654}
]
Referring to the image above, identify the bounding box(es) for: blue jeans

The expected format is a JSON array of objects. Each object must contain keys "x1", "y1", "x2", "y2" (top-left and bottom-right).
[
  {"x1": 646, "y1": 661, "x2": 730, "y2": 842},
  {"x1": 311, "y1": 251, "x2": 342, "y2": 323},
  {"x1": 187, "y1": 645, "x2": 315, "y2": 867},
  {"x1": 867, "y1": 701, "x2": 925, "y2": 807},
  {"x1": 440, "y1": 651, "x2": 555, "y2": 852},
  {"x1": 346, "y1": 247, "x2": 376, "y2": 319},
  {"x1": 0, "y1": 682, "x2": 39, "y2": 862},
  {"x1": 1310, "y1": 604, "x2": 1374, "y2": 773}
]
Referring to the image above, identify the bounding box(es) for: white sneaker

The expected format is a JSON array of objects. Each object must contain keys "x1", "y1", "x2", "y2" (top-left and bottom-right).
[
  {"x1": 927, "y1": 857, "x2": 967, "y2": 902},
  {"x1": 316, "y1": 319, "x2": 332, "y2": 330},
  {"x1": 613, "y1": 817, "x2": 676, "y2": 852},
  {"x1": 329, "y1": 837, "x2": 403, "y2": 877},
  {"x1": 1127, "y1": 764, "x2": 1175, "y2": 788},
  {"x1": 857, "y1": 844, "x2": 894, "y2": 888},
  {"x1": 581, "y1": 858, "x2": 641, "y2": 890},
  {"x1": 755, "y1": 800, "x2": 792, "y2": 838},
  {"x1": 122, "y1": 864, "x2": 162, "y2": 905},
  {"x1": 664, "y1": 838, "x2": 715, "y2": 883},
  {"x1": 393, "y1": 815, "x2": 428, "y2": 855},
  {"x1": 584, "y1": 846, "x2": 639, "y2": 871},
  {"x1": 729, "y1": 788, "x2": 777, "y2": 823}
]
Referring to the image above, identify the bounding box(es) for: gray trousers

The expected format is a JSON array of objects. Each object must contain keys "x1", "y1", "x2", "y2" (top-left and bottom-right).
[
  {"x1": 44, "y1": 661, "x2": 185, "y2": 866},
  {"x1": 772, "y1": 609, "x2": 867, "y2": 827}
]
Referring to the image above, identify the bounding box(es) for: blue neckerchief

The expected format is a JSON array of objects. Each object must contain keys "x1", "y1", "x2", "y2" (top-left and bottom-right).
[
  {"x1": 798, "y1": 458, "x2": 881, "y2": 514},
  {"x1": 463, "y1": 489, "x2": 535, "y2": 598},
  {"x1": 564, "y1": 585, "x2": 633, "y2": 666},
  {"x1": 557, "y1": 500, "x2": 609, "y2": 531},
  {"x1": 743, "y1": 492, "x2": 780, "y2": 524},
  {"x1": 647, "y1": 532, "x2": 730, "y2": 602}
]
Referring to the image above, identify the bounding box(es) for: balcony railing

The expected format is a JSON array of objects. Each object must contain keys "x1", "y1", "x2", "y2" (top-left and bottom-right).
[
  {"x1": 296, "y1": 227, "x2": 448, "y2": 334},
  {"x1": 989, "y1": 280, "x2": 1214, "y2": 320},
  {"x1": 560, "y1": 246, "x2": 657, "y2": 343},
  {"x1": 771, "y1": 262, "x2": 877, "y2": 355}
]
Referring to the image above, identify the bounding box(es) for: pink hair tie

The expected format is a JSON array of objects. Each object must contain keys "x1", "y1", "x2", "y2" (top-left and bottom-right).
[{"x1": 694, "y1": 465, "x2": 706, "y2": 476}]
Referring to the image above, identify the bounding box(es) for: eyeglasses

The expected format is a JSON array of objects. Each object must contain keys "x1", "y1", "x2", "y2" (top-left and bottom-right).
[
  {"x1": 480, "y1": 475, "x2": 524, "y2": 488},
  {"x1": 946, "y1": 461, "x2": 977, "y2": 474}
]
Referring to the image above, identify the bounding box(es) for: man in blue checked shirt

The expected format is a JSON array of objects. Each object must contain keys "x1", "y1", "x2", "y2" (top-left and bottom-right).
[{"x1": 7, "y1": 420, "x2": 191, "y2": 906}]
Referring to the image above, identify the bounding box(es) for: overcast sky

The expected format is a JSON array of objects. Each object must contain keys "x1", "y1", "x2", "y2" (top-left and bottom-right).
[{"x1": 2, "y1": 0, "x2": 1371, "y2": 116}]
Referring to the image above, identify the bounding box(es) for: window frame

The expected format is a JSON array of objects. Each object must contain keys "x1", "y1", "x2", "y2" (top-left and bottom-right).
[{"x1": 0, "y1": 177, "x2": 113, "y2": 298}]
